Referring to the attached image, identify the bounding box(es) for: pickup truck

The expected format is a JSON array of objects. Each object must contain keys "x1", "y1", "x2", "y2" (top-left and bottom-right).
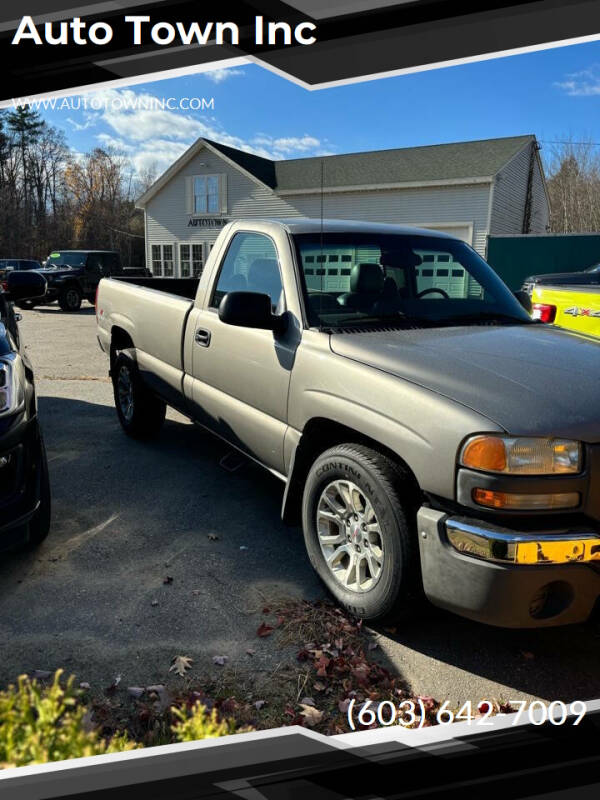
[
  {"x1": 1, "y1": 270, "x2": 51, "y2": 550},
  {"x1": 532, "y1": 284, "x2": 600, "y2": 338},
  {"x1": 523, "y1": 263, "x2": 600, "y2": 296},
  {"x1": 21, "y1": 250, "x2": 150, "y2": 312},
  {"x1": 97, "y1": 219, "x2": 600, "y2": 628}
]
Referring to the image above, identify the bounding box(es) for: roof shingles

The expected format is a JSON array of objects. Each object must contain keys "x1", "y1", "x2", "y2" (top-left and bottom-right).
[{"x1": 205, "y1": 135, "x2": 534, "y2": 192}]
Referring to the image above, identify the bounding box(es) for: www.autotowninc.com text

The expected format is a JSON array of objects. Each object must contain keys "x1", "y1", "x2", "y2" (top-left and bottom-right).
[{"x1": 9, "y1": 96, "x2": 215, "y2": 111}]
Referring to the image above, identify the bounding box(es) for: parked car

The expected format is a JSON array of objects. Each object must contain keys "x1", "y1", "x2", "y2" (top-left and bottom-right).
[
  {"x1": 522, "y1": 263, "x2": 600, "y2": 295},
  {"x1": 97, "y1": 219, "x2": 600, "y2": 628},
  {"x1": 0, "y1": 270, "x2": 51, "y2": 551},
  {"x1": 0, "y1": 259, "x2": 42, "y2": 286},
  {"x1": 22, "y1": 250, "x2": 149, "y2": 311},
  {"x1": 532, "y1": 284, "x2": 600, "y2": 338}
]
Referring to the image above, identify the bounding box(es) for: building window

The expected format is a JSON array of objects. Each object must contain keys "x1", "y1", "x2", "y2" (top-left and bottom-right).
[
  {"x1": 179, "y1": 243, "x2": 206, "y2": 277},
  {"x1": 194, "y1": 175, "x2": 220, "y2": 213},
  {"x1": 151, "y1": 244, "x2": 174, "y2": 276}
]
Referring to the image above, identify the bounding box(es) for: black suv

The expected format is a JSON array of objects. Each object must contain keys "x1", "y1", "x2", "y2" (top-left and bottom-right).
[
  {"x1": 25, "y1": 250, "x2": 150, "y2": 312},
  {"x1": 1, "y1": 271, "x2": 51, "y2": 550}
]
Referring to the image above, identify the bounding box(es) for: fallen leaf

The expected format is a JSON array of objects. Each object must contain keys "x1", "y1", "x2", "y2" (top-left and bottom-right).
[
  {"x1": 127, "y1": 686, "x2": 145, "y2": 699},
  {"x1": 79, "y1": 682, "x2": 91, "y2": 690},
  {"x1": 163, "y1": 576, "x2": 173, "y2": 585},
  {"x1": 368, "y1": 642, "x2": 378, "y2": 651},
  {"x1": 212, "y1": 655, "x2": 228, "y2": 666},
  {"x1": 338, "y1": 698, "x2": 351, "y2": 713},
  {"x1": 313, "y1": 681, "x2": 326, "y2": 692},
  {"x1": 170, "y1": 655, "x2": 193, "y2": 676},
  {"x1": 257, "y1": 622, "x2": 274, "y2": 638},
  {"x1": 299, "y1": 704, "x2": 324, "y2": 727},
  {"x1": 246, "y1": 649, "x2": 256, "y2": 656},
  {"x1": 300, "y1": 696, "x2": 315, "y2": 707},
  {"x1": 297, "y1": 649, "x2": 310, "y2": 662},
  {"x1": 521, "y1": 651, "x2": 535, "y2": 660},
  {"x1": 254, "y1": 700, "x2": 266, "y2": 710},
  {"x1": 262, "y1": 607, "x2": 271, "y2": 614}
]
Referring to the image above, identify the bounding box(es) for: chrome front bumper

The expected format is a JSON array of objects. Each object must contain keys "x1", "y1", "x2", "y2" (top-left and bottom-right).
[
  {"x1": 417, "y1": 507, "x2": 600, "y2": 627},
  {"x1": 445, "y1": 517, "x2": 600, "y2": 566}
]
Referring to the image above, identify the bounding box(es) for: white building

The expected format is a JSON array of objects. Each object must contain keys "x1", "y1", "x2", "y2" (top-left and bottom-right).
[{"x1": 137, "y1": 135, "x2": 549, "y2": 277}]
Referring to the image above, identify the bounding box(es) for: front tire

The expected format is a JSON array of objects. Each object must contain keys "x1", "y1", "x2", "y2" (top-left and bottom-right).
[
  {"x1": 302, "y1": 444, "x2": 420, "y2": 622},
  {"x1": 112, "y1": 353, "x2": 166, "y2": 439},
  {"x1": 59, "y1": 285, "x2": 82, "y2": 311},
  {"x1": 27, "y1": 437, "x2": 51, "y2": 547}
]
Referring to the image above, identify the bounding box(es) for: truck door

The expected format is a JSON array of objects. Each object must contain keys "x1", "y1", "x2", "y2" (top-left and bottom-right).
[
  {"x1": 188, "y1": 231, "x2": 296, "y2": 474},
  {"x1": 83, "y1": 253, "x2": 102, "y2": 296}
]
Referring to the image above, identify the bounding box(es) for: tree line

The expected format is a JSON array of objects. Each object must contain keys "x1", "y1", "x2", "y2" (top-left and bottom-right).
[
  {"x1": 543, "y1": 138, "x2": 600, "y2": 234},
  {"x1": 0, "y1": 106, "x2": 148, "y2": 265}
]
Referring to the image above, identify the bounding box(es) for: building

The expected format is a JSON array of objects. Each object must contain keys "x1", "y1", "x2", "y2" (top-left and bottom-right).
[{"x1": 136, "y1": 134, "x2": 550, "y2": 277}]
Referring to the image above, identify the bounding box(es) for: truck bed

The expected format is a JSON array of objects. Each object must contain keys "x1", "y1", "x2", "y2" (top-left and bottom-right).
[{"x1": 113, "y1": 276, "x2": 200, "y2": 299}]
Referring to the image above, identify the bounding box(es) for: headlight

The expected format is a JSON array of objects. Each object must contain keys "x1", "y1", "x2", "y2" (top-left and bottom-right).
[
  {"x1": 460, "y1": 435, "x2": 582, "y2": 475},
  {"x1": 0, "y1": 360, "x2": 25, "y2": 415}
]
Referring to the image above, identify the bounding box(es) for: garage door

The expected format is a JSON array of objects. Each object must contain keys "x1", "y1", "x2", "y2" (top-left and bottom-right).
[{"x1": 412, "y1": 224, "x2": 472, "y2": 244}]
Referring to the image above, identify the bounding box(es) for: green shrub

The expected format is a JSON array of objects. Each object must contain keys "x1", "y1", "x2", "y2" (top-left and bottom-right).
[
  {"x1": 172, "y1": 702, "x2": 246, "y2": 741},
  {"x1": 0, "y1": 670, "x2": 136, "y2": 768}
]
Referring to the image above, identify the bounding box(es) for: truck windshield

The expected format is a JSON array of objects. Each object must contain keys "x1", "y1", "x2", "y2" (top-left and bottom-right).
[
  {"x1": 293, "y1": 232, "x2": 532, "y2": 329},
  {"x1": 46, "y1": 252, "x2": 86, "y2": 267}
]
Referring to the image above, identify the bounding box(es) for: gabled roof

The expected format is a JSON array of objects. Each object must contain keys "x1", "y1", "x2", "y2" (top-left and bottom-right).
[{"x1": 137, "y1": 134, "x2": 536, "y2": 206}]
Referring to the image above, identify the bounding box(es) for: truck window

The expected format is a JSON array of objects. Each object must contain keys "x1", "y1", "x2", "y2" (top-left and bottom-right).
[{"x1": 211, "y1": 232, "x2": 284, "y2": 313}]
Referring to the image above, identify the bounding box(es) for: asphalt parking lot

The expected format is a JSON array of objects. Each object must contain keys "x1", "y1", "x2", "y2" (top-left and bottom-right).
[{"x1": 1, "y1": 304, "x2": 600, "y2": 708}]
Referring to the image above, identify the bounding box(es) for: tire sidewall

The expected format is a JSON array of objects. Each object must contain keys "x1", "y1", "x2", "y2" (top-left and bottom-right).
[
  {"x1": 60, "y1": 285, "x2": 82, "y2": 311},
  {"x1": 113, "y1": 355, "x2": 137, "y2": 432},
  {"x1": 302, "y1": 449, "x2": 408, "y2": 620}
]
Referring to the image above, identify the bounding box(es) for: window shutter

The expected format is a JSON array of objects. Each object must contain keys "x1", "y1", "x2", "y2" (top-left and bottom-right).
[
  {"x1": 185, "y1": 176, "x2": 194, "y2": 214},
  {"x1": 219, "y1": 173, "x2": 228, "y2": 214}
]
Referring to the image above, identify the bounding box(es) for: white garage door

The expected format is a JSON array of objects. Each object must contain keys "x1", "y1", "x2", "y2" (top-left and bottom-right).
[{"x1": 416, "y1": 224, "x2": 473, "y2": 244}]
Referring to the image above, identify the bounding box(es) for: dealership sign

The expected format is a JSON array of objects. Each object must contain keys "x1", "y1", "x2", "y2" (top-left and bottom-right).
[{"x1": 187, "y1": 217, "x2": 228, "y2": 228}]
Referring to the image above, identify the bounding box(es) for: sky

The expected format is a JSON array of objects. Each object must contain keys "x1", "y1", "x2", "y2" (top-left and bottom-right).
[{"x1": 28, "y1": 39, "x2": 600, "y2": 178}]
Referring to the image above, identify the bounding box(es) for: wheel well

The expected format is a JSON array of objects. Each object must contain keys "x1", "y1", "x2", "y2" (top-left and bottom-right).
[
  {"x1": 282, "y1": 417, "x2": 422, "y2": 525},
  {"x1": 110, "y1": 326, "x2": 134, "y2": 371}
]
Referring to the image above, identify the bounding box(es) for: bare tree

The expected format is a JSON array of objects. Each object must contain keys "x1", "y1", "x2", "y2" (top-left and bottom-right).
[{"x1": 544, "y1": 137, "x2": 600, "y2": 233}]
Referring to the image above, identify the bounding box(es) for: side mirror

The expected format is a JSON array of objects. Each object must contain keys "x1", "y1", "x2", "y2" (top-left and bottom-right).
[
  {"x1": 5, "y1": 270, "x2": 47, "y2": 301},
  {"x1": 514, "y1": 289, "x2": 532, "y2": 314},
  {"x1": 218, "y1": 291, "x2": 283, "y2": 332}
]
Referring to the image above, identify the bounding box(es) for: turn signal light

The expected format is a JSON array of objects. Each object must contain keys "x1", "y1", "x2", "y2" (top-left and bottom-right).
[
  {"x1": 532, "y1": 303, "x2": 557, "y2": 323},
  {"x1": 473, "y1": 488, "x2": 580, "y2": 511}
]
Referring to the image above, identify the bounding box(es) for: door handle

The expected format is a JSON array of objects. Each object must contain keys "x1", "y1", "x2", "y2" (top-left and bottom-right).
[{"x1": 195, "y1": 328, "x2": 211, "y2": 347}]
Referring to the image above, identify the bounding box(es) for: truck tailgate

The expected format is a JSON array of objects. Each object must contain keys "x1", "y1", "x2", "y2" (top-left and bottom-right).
[{"x1": 532, "y1": 285, "x2": 600, "y2": 339}]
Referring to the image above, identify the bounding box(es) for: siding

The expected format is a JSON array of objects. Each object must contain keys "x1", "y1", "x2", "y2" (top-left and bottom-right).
[
  {"x1": 530, "y1": 152, "x2": 550, "y2": 233},
  {"x1": 144, "y1": 145, "x2": 494, "y2": 274},
  {"x1": 144, "y1": 148, "x2": 302, "y2": 272},
  {"x1": 289, "y1": 183, "x2": 491, "y2": 254},
  {"x1": 490, "y1": 143, "x2": 549, "y2": 236}
]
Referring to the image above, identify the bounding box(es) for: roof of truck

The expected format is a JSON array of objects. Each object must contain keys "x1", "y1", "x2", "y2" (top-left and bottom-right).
[{"x1": 235, "y1": 218, "x2": 457, "y2": 238}]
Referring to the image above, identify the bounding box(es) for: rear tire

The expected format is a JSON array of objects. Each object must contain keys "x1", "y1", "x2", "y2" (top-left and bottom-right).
[
  {"x1": 59, "y1": 285, "x2": 82, "y2": 311},
  {"x1": 112, "y1": 352, "x2": 166, "y2": 439},
  {"x1": 27, "y1": 437, "x2": 51, "y2": 547},
  {"x1": 301, "y1": 443, "x2": 420, "y2": 622}
]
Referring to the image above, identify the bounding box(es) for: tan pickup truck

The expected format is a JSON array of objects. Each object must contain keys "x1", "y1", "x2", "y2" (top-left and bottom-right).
[{"x1": 96, "y1": 219, "x2": 600, "y2": 628}]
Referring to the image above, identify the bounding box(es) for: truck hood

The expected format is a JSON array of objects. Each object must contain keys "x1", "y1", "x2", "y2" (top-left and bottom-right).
[
  {"x1": 529, "y1": 271, "x2": 598, "y2": 285},
  {"x1": 330, "y1": 324, "x2": 600, "y2": 442}
]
